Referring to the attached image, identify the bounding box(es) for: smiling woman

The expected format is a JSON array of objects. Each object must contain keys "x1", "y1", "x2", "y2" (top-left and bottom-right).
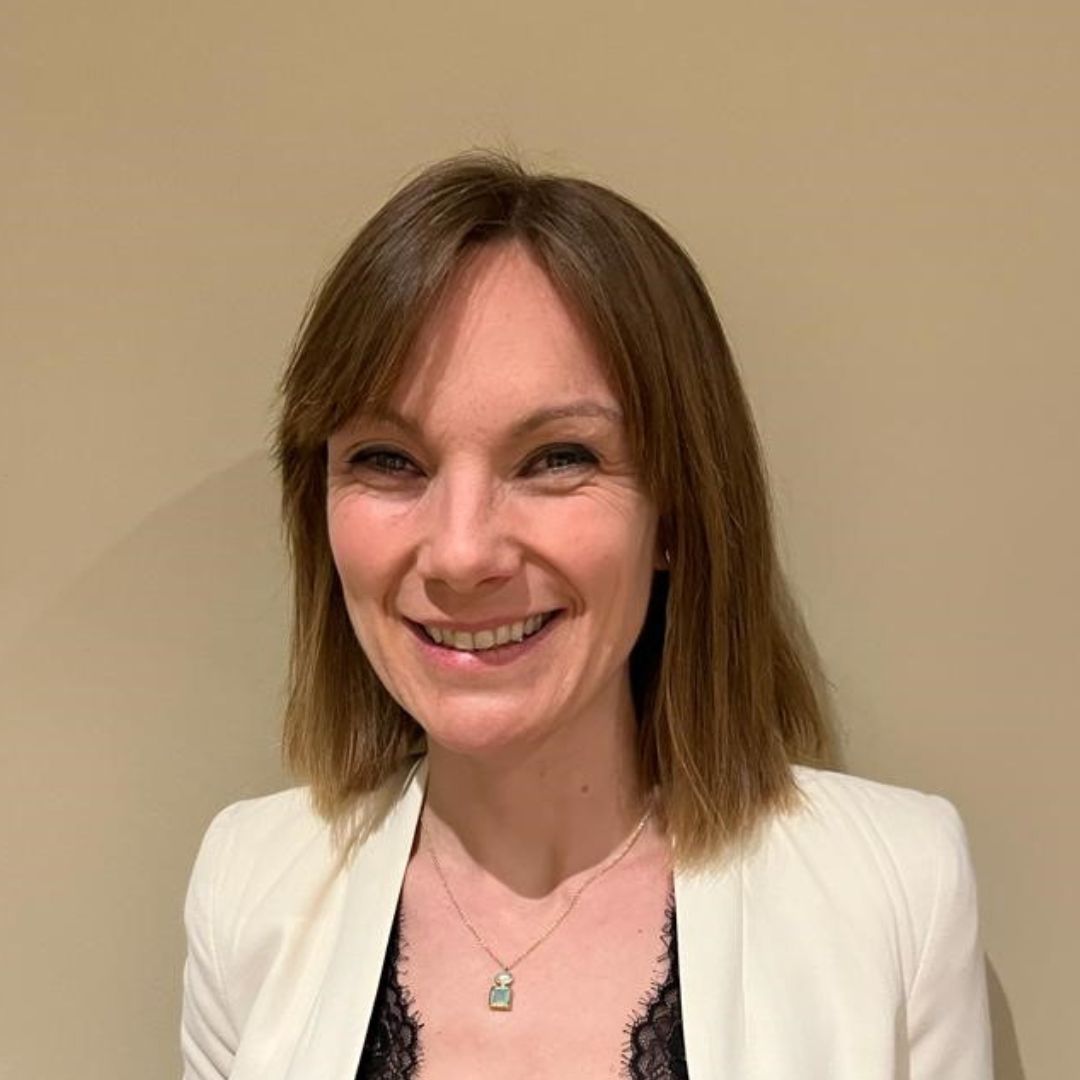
[{"x1": 180, "y1": 152, "x2": 992, "y2": 1079}]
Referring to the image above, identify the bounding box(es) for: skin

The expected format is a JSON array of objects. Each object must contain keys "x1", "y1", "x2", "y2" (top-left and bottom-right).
[{"x1": 326, "y1": 241, "x2": 674, "y2": 1076}]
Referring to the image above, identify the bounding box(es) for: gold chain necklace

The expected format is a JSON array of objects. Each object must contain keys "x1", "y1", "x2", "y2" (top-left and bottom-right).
[{"x1": 424, "y1": 802, "x2": 654, "y2": 1012}]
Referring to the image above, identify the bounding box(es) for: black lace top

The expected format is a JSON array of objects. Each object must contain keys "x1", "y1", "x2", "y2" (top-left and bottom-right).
[{"x1": 356, "y1": 891, "x2": 687, "y2": 1080}]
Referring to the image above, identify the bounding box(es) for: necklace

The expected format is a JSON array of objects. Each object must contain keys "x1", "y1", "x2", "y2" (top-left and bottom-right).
[{"x1": 424, "y1": 800, "x2": 654, "y2": 1013}]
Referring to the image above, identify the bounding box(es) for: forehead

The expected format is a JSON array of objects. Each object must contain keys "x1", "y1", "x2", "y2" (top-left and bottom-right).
[{"x1": 386, "y1": 241, "x2": 620, "y2": 428}]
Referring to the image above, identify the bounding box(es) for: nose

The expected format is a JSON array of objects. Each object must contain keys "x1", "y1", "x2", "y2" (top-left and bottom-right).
[{"x1": 414, "y1": 468, "x2": 520, "y2": 593}]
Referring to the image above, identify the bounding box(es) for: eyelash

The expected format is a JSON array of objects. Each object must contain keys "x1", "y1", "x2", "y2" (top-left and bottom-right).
[{"x1": 345, "y1": 443, "x2": 598, "y2": 479}]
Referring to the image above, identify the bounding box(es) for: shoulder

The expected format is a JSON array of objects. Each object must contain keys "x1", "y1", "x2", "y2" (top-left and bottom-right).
[
  {"x1": 190, "y1": 785, "x2": 332, "y2": 886},
  {"x1": 749, "y1": 765, "x2": 980, "y2": 995},
  {"x1": 182, "y1": 762, "x2": 424, "y2": 1051},
  {"x1": 675, "y1": 768, "x2": 991, "y2": 1070},
  {"x1": 788, "y1": 765, "x2": 975, "y2": 893},
  {"x1": 186, "y1": 759, "x2": 422, "y2": 931},
  {"x1": 182, "y1": 786, "x2": 336, "y2": 1059},
  {"x1": 191, "y1": 786, "x2": 329, "y2": 882},
  {"x1": 789, "y1": 763, "x2": 968, "y2": 850},
  {"x1": 773, "y1": 768, "x2": 991, "y2": 1071},
  {"x1": 183, "y1": 785, "x2": 359, "y2": 1046},
  {"x1": 782, "y1": 764, "x2": 974, "y2": 908},
  {"x1": 185, "y1": 786, "x2": 339, "y2": 948}
]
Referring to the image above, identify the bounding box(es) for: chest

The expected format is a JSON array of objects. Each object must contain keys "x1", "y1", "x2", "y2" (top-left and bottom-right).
[{"x1": 357, "y1": 854, "x2": 686, "y2": 1080}]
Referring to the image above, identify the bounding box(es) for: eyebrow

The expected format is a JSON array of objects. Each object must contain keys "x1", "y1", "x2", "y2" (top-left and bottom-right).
[
  {"x1": 364, "y1": 400, "x2": 624, "y2": 439},
  {"x1": 509, "y1": 401, "x2": 624, "y2": 437}
]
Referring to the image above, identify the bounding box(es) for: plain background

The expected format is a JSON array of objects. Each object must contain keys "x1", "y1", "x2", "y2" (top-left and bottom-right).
[{"x1": 2, "y1": 2, "x2": 1077, "y2": 1077}]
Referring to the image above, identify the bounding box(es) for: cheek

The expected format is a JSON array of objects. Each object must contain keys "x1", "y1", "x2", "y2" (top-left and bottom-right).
[
  {"x1": 326, "y1": 503, "x2": 409, "y2": 695},
  {"x1": 326, "y1": 500, "x2": 394, "y2": 610},
  {"x1": 553, "y1": 501, "x2": 658, "y2": 606}
]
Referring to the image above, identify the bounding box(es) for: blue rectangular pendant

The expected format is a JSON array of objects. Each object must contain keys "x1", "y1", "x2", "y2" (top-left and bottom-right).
[{"x1": 489, "y1": 970, "x2": 514, "y2": 1011}]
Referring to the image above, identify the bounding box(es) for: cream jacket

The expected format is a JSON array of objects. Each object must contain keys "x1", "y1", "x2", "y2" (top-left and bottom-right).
[{"x1": 181, "y1": 759, "x2": 993, "y2": 1079}]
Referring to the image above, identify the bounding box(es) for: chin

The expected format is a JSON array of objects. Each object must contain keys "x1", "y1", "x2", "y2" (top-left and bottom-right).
[{"x1": 418, "y1": 707, "x2": 554, "y2": 762}]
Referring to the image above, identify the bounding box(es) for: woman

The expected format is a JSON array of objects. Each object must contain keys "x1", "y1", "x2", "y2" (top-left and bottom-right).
[{"x1": 181, "y1": 152, "x2": 992, "y2": 1079}]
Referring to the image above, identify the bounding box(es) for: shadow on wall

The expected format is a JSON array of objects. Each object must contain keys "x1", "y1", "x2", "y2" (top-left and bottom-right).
[
  {"x1": 0, "y1": 452, "x2": 288, "y2": 1080},
  {"x1": 988, "y1": 959, "x2": 1026, "y2": 1080}
]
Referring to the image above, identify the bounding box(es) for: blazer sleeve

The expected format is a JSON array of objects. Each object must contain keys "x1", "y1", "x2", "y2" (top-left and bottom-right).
[
  {"x1": 906, "y1": 797, "x2": 993, "y2": 1079},
  {"x1": 181, "y1": 805, "x2": 240, "y2": 1080}
]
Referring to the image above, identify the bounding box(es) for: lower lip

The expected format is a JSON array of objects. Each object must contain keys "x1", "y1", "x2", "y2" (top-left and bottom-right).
[{"x1": 405, "y1": 611, "x2": 565, "y2": 671}]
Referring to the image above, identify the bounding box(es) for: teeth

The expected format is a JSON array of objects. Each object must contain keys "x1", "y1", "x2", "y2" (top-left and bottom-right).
[{"x1": 424, "y1": 612, "x2": 552, "y2": 651}]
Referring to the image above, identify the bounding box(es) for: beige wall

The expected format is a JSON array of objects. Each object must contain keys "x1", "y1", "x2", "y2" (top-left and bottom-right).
[{"x1": 2, "y1": 3, "x2": 1076, "y2": 1076}]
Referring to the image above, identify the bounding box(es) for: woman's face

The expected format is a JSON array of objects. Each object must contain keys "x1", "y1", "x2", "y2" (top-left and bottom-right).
[{"x1": 325, "y1": 241, "x2": 663, "y2": 759}]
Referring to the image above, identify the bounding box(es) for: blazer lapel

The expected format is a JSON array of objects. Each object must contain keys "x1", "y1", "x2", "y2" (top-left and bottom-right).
[
  {"x1": 284, "y1": 756, "x2": 428, "y2": 1080},
  {"x1": 675, "y1": 852, "x2": 748, "y2": 1079}
]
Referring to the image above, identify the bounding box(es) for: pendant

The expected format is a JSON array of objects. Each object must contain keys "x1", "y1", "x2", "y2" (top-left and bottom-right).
[{"x1": 488, "y1": 970, "x2": 514, "y2": 1011}]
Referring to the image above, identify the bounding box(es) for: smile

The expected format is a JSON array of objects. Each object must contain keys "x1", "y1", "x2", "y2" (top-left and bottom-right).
[{"x1": 416, "y1": 610, "x2": 562, "y2": 652}]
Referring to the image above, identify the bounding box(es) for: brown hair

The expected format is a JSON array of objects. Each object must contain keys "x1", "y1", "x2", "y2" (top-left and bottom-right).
[{"x1": 274, "y1": 150, "x2": 831, "y2": 865}]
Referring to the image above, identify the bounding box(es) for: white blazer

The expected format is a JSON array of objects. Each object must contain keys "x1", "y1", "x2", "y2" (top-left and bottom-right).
[{"x1": 181, "y1": 758, "x2": 992, "y2": 1079}]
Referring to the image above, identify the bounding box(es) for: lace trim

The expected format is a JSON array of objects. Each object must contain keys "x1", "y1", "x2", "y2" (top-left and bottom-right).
[
  {"x1": 621, "y1": 890, "x2": 689, "y2": 1080},
  {"x1": 355, "y1": 903, "x2": 424, "y2": 1080}
]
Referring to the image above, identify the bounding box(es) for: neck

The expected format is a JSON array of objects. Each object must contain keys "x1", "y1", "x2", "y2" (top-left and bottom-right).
[{"x1": 420, "y1": 680, "x2": 654, "y2": 899}]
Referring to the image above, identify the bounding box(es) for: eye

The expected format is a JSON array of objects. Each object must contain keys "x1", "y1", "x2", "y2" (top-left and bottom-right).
[
  {"x1": 524, "y1": 444, "x2": 599, "y2": 476},
  {"x1": 346, "y1": 447, "x2": 421, "y2": 476}
]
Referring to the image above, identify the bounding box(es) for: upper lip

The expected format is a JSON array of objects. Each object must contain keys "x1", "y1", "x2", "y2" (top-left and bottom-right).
[{"x1": 405, "y1": 610, "x2": 561, "y2": 633}]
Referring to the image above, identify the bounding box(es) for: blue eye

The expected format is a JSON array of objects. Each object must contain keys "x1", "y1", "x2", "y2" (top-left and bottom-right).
[
  {"x1": 347, "y1": 448, "x2": 418, "y2": 475},
  {"x1": 528, "y1": 444, "x2": 598, "y2": 474}
]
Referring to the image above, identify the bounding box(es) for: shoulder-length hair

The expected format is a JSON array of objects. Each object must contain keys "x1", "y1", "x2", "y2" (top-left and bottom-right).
[{"x1": 274, "y1": 150, "x2": 831, "y2": 866}]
